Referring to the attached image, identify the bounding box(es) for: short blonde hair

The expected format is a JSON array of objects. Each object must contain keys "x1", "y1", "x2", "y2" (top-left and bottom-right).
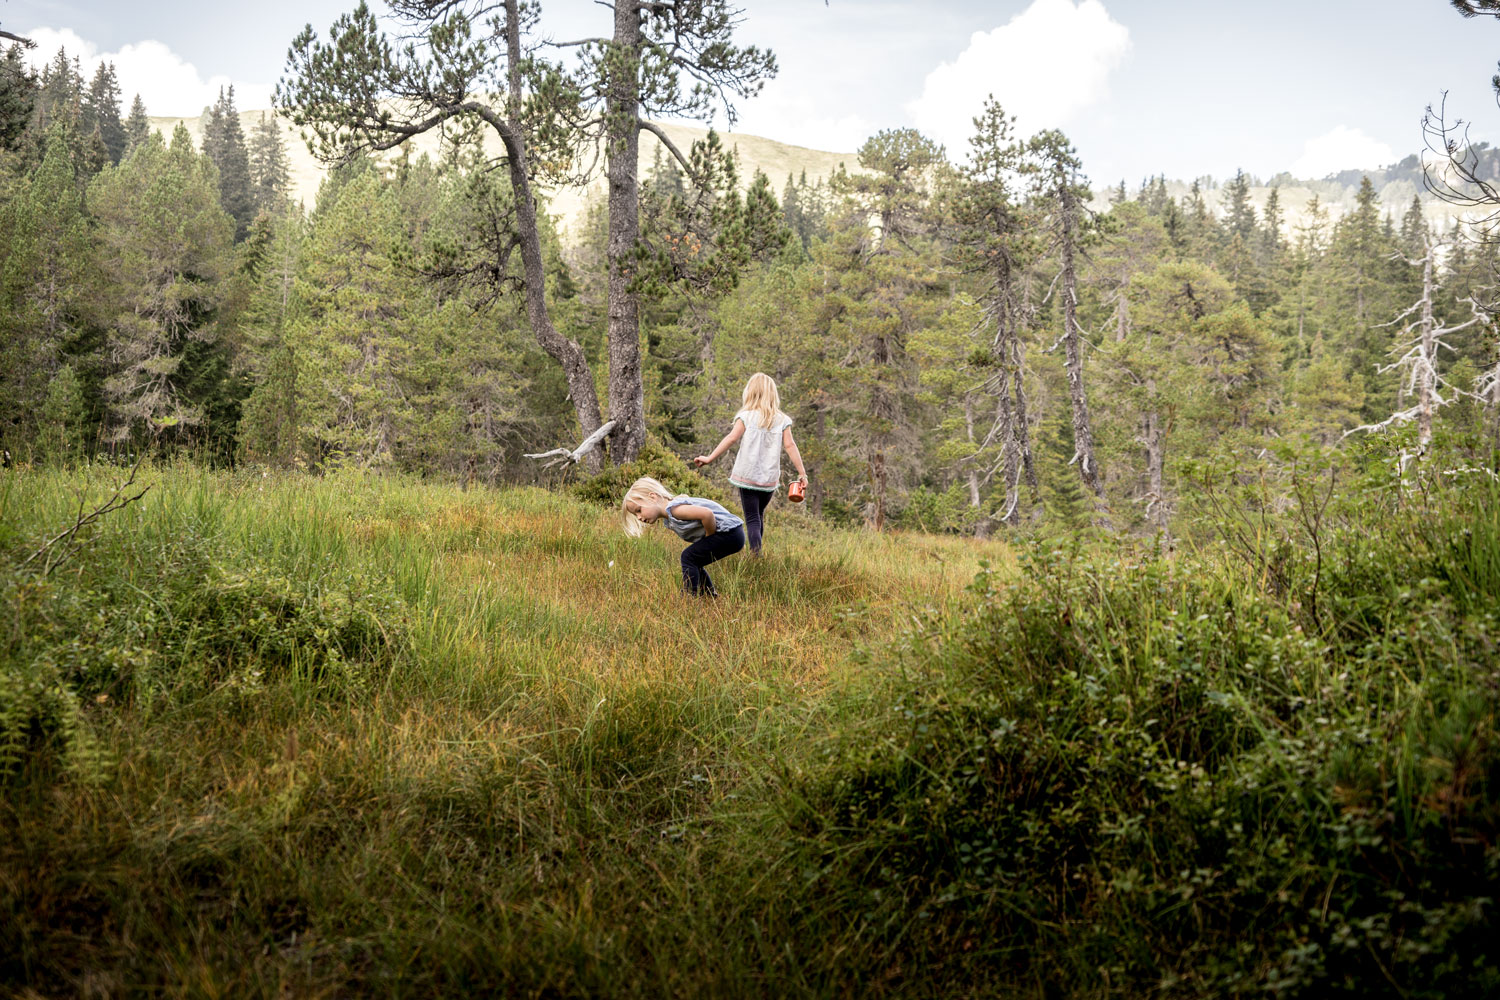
[
  {"x1": 742, "y1": 372, "x2": 785, "y2": 429},
  {"x1": 620, "y1": 476, "x2": 675, "y2": 537}
]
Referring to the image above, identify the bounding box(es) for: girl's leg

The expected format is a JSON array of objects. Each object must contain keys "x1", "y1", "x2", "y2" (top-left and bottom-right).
[
  {"x1": 738, "y1": 488, "x2": 772, "y2": 554},
  {"x1": 680, "y1": 527, "x2": 746, "y2": 595}
]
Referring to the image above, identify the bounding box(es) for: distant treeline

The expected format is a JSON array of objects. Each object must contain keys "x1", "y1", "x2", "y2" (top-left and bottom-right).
[{"x1": 3, "y1": 41, "x2": 1498, "y2": 536}]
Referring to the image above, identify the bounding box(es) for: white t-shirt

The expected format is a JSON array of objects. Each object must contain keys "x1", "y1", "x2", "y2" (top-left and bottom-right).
[{"x1": 728, "y1": 409, "x2": 793, "y2": 492}]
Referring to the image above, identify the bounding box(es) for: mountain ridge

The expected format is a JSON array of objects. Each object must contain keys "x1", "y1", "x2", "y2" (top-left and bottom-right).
[{"x1": 147, "y1": 110, "x2": 1482, "y2": 242}]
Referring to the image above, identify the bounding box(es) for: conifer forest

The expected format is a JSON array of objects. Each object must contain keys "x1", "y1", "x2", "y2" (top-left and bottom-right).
[{"x1": 2, "y1": 2, "x2": 1500, "y2": 997}]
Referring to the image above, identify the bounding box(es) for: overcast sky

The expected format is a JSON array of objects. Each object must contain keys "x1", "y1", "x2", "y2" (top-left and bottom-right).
[{"x1": 8, "y1": 0, "x2": 1500, "y2": 186}]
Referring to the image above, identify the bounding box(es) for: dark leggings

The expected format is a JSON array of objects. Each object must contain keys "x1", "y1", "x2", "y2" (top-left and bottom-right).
[
  {"x1": 738, "y1": 487, "x2": 774, "y2": 553},
  {"x1": 681, "y1": 526, "x2": 745, "y2": 595}
]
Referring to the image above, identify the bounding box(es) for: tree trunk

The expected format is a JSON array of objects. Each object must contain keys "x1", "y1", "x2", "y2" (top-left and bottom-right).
[
  {"x1": 1416, "y1": 241, "x2": 1436, "y2": 454},
  {"x1": 1143, "y1": 408, "x2": 1167, "y2": 536},
  {"x1": 1059, "y1": 179, "x2": 1109, "y2": 525},
  {"x1": 605, "y1": 1, "x2": 647, "y2": 463},
  {"x1": 501, "y1": 0, "x2": 603, "y2": 470}
]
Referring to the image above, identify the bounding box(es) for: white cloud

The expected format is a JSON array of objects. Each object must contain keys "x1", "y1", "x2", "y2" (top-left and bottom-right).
[
  {"x1": 1290, "y1": 126, "x2": 1395, "y2": 179},
  {"x1": 22, "y1": 27, "x2": 272, "y2": 118},
  {"x1": 905, "y1": 0, "x2": 1130, "y2": 158},
  {"x1": 733, "y1": 77, "x2": 874, "y2": 154}
]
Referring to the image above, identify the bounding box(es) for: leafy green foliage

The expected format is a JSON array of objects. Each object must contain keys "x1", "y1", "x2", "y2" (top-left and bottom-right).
[
  {"x1": 776, "y1": 463, "x2": 1500, "y2": 996},
  {"x1": 572, "y1": 438, "x2": 726, "y2": 507}
]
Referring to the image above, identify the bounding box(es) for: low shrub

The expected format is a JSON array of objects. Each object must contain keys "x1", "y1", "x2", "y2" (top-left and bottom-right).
[
  {"x1": 572, "y1": 439, "x2": 729, "y2": 508},
  {"x1": 770, "y1": 477, "x2": 1500, "y2": 996}
]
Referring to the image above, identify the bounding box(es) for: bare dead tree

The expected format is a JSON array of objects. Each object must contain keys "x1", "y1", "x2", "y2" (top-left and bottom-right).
[
  {"x1": 1450, "y1": 0, "x2": 1500, "y2": 18},
  {"x1": 1344, "y1": 236, "x2": 1491, "y2": 458},
  {"x1": 1420, "y1": 93, "x2": 1500, "y2": 228}
]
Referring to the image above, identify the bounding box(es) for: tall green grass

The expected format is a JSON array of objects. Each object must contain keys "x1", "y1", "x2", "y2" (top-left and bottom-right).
[
  {"x1": 2, "y1": 462, "x2": 1496, "y2": 997},
  {"x1": 0, "y1": 463, "x2": 1008, "y2": 997}
]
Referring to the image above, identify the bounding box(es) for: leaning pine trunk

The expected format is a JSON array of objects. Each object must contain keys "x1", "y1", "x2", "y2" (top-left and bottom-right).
[{"x1": 502, "y1": 0, "x2": 603, "y2": 469}]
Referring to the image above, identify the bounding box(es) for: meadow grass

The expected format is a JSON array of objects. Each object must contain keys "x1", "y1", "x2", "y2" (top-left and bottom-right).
[
  {"x1": 4, "y1": 462, "x2": 1497, "y2": 998},
  {"x1": 0, "y1": 464, "x2": 1011, "y2": 997}
]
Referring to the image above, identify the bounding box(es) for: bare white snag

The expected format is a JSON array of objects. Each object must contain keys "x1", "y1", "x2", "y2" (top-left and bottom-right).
[
  {"x1": 525, "y1": 420, "x2": 619, "y2": 469},
  {"x1": 1344, "y1": 236, "x2": 1490, "y2": 455}
]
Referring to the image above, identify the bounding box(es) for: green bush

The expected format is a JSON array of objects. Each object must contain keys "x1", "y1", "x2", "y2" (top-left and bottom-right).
[
  {"x1": 770, "y1": 474, "x2": 1500, "y2": 996},
  {"x1": 0, "y1": 500, "x2": 410, "y2": 781},
  {"x1": 572, "y1": 439, "x2": 730, "y2": 508}
]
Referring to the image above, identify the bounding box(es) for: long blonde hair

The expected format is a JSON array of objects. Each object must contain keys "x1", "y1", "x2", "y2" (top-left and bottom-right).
[
  {"x1": 742, "y1": 372, "x2": 786, "y2": 429},
  {"x1": 620, "y1": 476, "x2": 675, "y2": 537}
]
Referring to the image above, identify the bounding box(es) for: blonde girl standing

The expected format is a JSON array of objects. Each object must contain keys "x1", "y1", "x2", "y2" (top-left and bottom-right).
[{"x1": 694, "y1": 373, "x2": 808, "y2": 555}]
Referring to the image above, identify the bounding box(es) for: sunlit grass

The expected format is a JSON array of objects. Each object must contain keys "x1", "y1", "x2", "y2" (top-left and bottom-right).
[{"x1": 0, "y1": 463, "x2": 1013, "y2": 996}]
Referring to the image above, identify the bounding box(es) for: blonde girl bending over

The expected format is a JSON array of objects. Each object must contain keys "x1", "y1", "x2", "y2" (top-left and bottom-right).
[
  {"x1": 621, "y1": 477, "x2": 745, "y2": 597},
  {"x1": 694, "y1": 372, "x2": 808, "y2": 555}
]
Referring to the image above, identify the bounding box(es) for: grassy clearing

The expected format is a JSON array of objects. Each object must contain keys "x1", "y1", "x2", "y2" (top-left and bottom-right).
[
  {"x1": 4, "y1": 462, "x2": 1497, "y2": 997},
  {"x1": 0, "y1": 464, "x2": 1010, "y2": 997}
]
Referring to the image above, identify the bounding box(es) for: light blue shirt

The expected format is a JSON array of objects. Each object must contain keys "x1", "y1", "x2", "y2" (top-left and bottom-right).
[{"x1": 665, "y1": 495, "x2": 743, "y2": 542}]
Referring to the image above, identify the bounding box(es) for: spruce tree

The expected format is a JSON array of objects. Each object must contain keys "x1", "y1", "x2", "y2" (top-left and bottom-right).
[
  {"x1": 0, "y1": 125, "x2": 93, "y2": 451},
  {"x1": 0, "y1": 43, "x2": 36, "y2": 150},
  {"x1": 201, "y1": 86, "x2": 254, "y2": 240},
  {"x1": 88, "y1": 125, "x2": 234, "y2": 447},
  {"x1": 83, "y1": 62, "x2": 125, "y2": 163},
  {"x1": 123, "y1": 93, "x2": 149, "y2": 151},
  {"x1": 32, "y1": 48, "x2": 80, "y2": 133},
  {"x1": 248, "y1": 111, "x2": 290, "y2": 215},
  {"x1": 1221, "y1": 169, "x2": 1257, "y2": 242}
]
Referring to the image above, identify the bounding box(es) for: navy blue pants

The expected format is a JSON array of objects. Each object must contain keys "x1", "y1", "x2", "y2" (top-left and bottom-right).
[
  {"x1": 738, "y1": 487, "x2": 774, "y2": 554},
  {"x1": 681, "y1": 526, "x2": 745, "y2": 595}
]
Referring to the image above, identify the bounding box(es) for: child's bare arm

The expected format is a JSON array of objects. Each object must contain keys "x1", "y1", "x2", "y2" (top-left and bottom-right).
[
  {"x1": 694, "y1": 420, "x2": 745, "y2": 467},
  {"x1": 783, "y1": 427, "x2": 808, "y2": 482},
  {"x1": 670, "y1": 504, "x2": 719, "y2": 535}
]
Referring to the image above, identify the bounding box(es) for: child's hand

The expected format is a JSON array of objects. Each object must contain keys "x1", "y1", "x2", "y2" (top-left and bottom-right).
[{"x1": 693, "y1": 455, "x2": 712, "y2": 467}]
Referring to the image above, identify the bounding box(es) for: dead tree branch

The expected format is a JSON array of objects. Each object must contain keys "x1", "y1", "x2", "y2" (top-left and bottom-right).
[
  {"x1": 525, "y1": 419, "x2": 619, "y2": 468},
  {"x1": 22, "y1": 452, "x2": 152, "y2": 576}
]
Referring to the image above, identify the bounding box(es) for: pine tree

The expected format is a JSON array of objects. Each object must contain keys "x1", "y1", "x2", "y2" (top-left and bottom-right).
[
  {"x1": 937, "y1": 98, "x2": 1044, "y2": 527},
  {"x1": 1289, "y1": 338, "x2": 1365, "y2": 445},
  {"x1": 32, "y1": 48, "x2": 80, "y2": 133},
  {"x1": 1399, "y1": 194, "x2": 1429, "y2": 258},
  {"x1": 201, "y1": 86, "x2": 254, "y2": 240},
  {"x1": 280, "y1": 0, "x2": 606, "y2": 458},
  {"x1": 0, "y1": 43, "x2": 37, "y2": 150},
  {"x1": 87, "y1": 125, "x2": 235, "y2": 446},
  {"x1": 0, "y1": 124, "x2": 93, "y2": 453},
  {"x1": 1030, "y1": 128, "x2": 1109, "y2": 523},
  {"x1": 1327, "y1": 176, "x2": 1402, "y2": 417},
  {"x1": 1221, "y1": 169, "x2": 1257, "y2": 243},
  {"x1": 287, "y1": 170, "x2": 438, "y2": 468},
  {"x1": 822, "y1": 127, "x2": 946, "y2": 529},
  {"x1": 83, "y1": 62, "x2": 125, "y2": 163},
  {"x1": 123, "y1": 93, "x2": 149, "y2": 151},
  {"x1": 248, "y1": 111, "x2": 291, "y2": 215},
  {"x1": 37, "y1": 363, "x2": 89, "y2": 464}
]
